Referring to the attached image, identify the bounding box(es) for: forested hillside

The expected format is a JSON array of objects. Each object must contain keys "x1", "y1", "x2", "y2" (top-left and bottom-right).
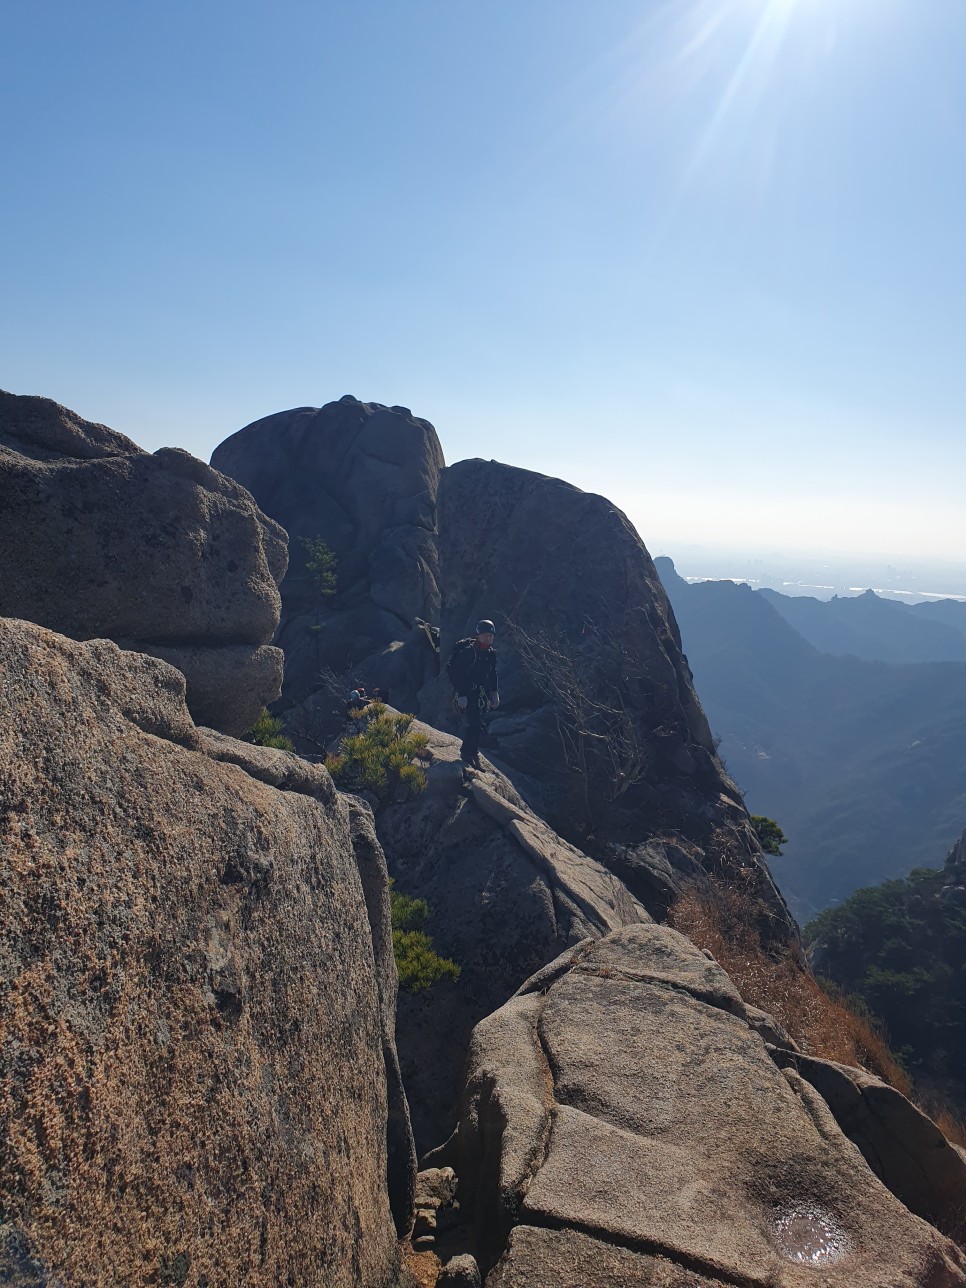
[{"x1": 807, "y1": 856, "x2": 966, "y2": 1114}]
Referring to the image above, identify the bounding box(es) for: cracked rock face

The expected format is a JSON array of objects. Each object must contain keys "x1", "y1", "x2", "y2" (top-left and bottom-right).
[
  {"x1": 456, "y1": 924, "x2": 966, "y2": 1287},
  {"x1": 211, "y1": 396, "x2": 444, "y2": 716},
  {"x1": 0, "y1": 618, "x2": 402, "y2": 1287},
  {"x1": 375, "y1": 719, "x2": 649, "y2": 1152},
  {"x1": 0, "y1": 390, "x2": 287, "y2": 735}
]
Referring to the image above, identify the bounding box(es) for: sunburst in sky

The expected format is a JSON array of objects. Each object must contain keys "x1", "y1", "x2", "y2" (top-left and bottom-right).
[{"x1": 677, "y1": 0, "x2": 844, "y2": 184}]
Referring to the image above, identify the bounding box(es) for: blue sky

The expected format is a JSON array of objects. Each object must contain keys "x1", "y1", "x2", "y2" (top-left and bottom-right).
[{"x1": 3, "y1": 0, "x2": 964, "y2": 560}]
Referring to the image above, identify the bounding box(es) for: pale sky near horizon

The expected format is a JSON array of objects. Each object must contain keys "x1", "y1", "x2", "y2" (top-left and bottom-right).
[{"x1": 3, "y1": 0, "x2": 964, "y2": 562}]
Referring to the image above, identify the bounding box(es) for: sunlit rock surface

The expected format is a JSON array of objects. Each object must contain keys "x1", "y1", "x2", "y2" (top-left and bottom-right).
[
  {"x1": 0, "y1": 619, "x2": 403, "y2": 1287},
  {"x1": 375, "y1": 717, "x2": 648, "y2": 1151},
  {"x1": 455, "y1": 925, "x2": 966, "y2": 1286}
]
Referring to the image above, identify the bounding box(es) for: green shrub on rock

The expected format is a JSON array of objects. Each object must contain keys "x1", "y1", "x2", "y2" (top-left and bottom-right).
[
  {"x1": 806, "y1": 867, "x2": 966, "y2": 1110},
  {"x1": 326, "y1": 705, "x2": 429, "y2": 804},
  {"x1": 751, "y1": 814, "x2": 788, "y2": 856},
  {"x1": 390, "y1": 882, "x2": 460, "y2": 992},
  {"x1": 248, "y1": 708, "x2": 295, "y2": 751},
  {"x1": 299, "y1": 535, "x2": 338, "y2": 600}
]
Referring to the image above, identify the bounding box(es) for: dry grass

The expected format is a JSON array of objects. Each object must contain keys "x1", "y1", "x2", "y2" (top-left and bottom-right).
[
  {"x1": 399, "y1": 1238, "x2": 440, "y2": 1288},
  {"x1": 671, "y1": 879, "x2": 966, "y2": 1251},
  {"x1": 670, "y1": 881, "x2": 913, "y2": 1092}
]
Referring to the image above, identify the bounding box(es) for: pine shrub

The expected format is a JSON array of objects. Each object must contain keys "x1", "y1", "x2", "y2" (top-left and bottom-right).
[
  {"x1": 299, "y1": 535, "x2": 338, "y2": 599},
  {"x1": 390, "y1": 881, "x2": 460, "y2": 992},
  {"x1": 248, "y1": 708, "x2": 295, "y2": 751},
  {"x1": 326, "y1": 704, "x2": 429, "y2": 804}
]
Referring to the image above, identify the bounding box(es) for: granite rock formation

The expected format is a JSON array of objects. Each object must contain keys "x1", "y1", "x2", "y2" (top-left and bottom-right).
[
  {"x1": 0, "y1": 618, "x2": 407, "y2": 1287},
  {"x1": 0, "y1": 390, "x2": 286, "y2": 736},
  {"x1": 455, "y1": 925, "x2": 966, "y2": 1286},
  {"x1": 422, "y1": 459, "x2": 793, "y2": 934},
  {"x1": 210, "y1": 396, "x2": 444, "y2": 721},
  {"x1": 375, "y1": 719, "x2": 649, "y2": 1151},
  {"x1": 344, "y1": 793, "x2": 418, "y2": 1233},
  {"x1": 208, "y1": 403, "x2": 793, "y2": 939}
]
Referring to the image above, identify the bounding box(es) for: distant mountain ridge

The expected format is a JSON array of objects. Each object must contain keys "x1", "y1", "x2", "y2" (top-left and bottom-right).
[
  {"x1": 759, "y1": 585, "x2": 966, "y2": 664},
  {"x1": 654, "y1": 557, "x2": 966, "y2": 919}
]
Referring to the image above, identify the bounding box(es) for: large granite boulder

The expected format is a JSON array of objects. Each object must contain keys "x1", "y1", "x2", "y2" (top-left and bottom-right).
[
  {"x1": 0, "y1": 617, "x2": 408, "y2": 1287},
  {"x1": 454, "y1": 925, "x2": 966, "y2": 1285},
  {"x1": 210, "y1": 396, "x2": 444, "y2": 720},
  {"x1": 375, "y1": 719, "x2": 649, "y2": 1152},
  {"x1": 0, "y1": 390, "x2": 286, "y2": 735},
  {"x1": 421, "y1": 459, "x2": 794, "y2": 935}
]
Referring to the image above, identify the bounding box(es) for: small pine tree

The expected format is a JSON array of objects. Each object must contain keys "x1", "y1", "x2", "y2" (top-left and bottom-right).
[
  {"x1": 390, "y1": 881, "x2": 460, "y2": 992},
  {"x1": 327, "y1": 704, "x2": 429, "y2": 805},
  {"x1": 751, "y1": 814, "x2": 789, "y2": 857},
  {"x1": 299, "y1": 535, "x2": 337, "y2": 600},
  {"x1": 248, "y1": 708, "x2": 295, "y2": 751}
]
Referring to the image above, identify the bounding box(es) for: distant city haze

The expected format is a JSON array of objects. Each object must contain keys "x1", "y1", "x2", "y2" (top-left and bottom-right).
[{"x1": 654, "y1": 542, "x2": 966, "y2": 605}]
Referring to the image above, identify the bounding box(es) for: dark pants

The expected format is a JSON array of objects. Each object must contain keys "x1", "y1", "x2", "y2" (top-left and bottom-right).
[{"x1": 459, "y1": 689, "x2": 488, "y2": 762}]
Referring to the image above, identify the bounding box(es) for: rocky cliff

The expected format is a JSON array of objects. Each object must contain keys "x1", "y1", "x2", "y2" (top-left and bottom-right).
[
  {"x1": 8, "y1": 387, "x2": 961, "y2": 1287},
  {"x1": 421, "y1": 459, "x2": 793, "y2": 934},
  {"x1": 0, "y1": 390, "x2": 287, "y2": 736},
  {"x1": 210, "y1": 407, "x2": 794, "y2": 940}
]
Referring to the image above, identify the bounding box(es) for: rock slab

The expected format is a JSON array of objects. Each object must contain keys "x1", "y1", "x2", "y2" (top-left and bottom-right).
[{"x1": 376, "y1": 718, "x2": 649, "y2": 1151}]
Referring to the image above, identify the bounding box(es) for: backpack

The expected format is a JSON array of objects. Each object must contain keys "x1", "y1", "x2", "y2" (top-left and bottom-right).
[{"x1": 445, "y1": 638, "x2": 476, "y2": 688}]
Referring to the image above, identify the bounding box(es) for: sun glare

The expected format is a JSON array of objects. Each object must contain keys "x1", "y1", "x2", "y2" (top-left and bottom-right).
[{"x1": 675, "y1": 0, "x2": 842, "y2": 188}]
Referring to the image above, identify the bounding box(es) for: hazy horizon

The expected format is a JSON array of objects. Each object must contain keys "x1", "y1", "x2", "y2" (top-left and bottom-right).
[{"x1": 652, "y1": 541, "x2": 966, "y2": 603}]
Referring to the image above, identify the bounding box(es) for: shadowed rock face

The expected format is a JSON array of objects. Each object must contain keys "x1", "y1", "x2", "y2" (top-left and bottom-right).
[
  {"x1": 375, "y1": 720, "x2": 649, "y2": 1152},
  {"x1": 0, "y1": 390, "x2": 287, "y2": 735},
  {"x1": 0, "y1": 618, "x2": 404, "y2": 1288},
  {"x1": 422, "y1": 458, "x2": 794, "y2": 934},
  {"x1": 211, "y1": 396, "x2": 444, "y2": 718},
  {"x1": 456, "y1": 925, "x2": 966, "y2": 1286}
]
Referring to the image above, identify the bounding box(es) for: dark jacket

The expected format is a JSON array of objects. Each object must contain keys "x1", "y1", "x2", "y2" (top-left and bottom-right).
[{"x1": 447, "y1": 638, "x2": 498, "y2": 697}]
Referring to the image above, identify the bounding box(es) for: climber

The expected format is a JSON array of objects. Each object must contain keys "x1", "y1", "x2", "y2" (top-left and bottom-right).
[
  {"x1": 445, "y1": 619, "x2": 500, "y2": 770},
  {"x1": 345, "y1": 687, "x2": 370, "y2": 732}
]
